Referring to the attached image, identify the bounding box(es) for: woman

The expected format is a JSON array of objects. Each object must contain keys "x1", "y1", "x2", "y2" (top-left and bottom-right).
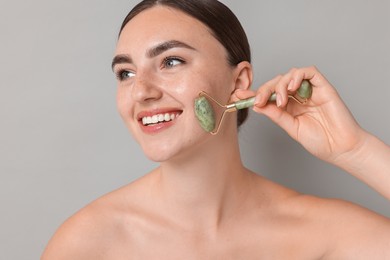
[{"x1": 42, "y1": 0, "x2": 390, "y2": 259}]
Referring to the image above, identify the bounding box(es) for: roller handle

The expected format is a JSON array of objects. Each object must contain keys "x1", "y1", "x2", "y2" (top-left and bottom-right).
[{"x1": 234, "y1": 79, "x2": 312, "y2": 110}]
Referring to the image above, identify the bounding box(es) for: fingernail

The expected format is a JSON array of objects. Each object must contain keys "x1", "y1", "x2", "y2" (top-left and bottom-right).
[
  {"x1": 276, "y1": 94, "x2": 282, "y2": 107},
  {"x1": 287, "y1": 80, "x2": 294, "y2": 91},
  {"x1": 254, "y1": 94, "x2": 261, "y2": 105}
]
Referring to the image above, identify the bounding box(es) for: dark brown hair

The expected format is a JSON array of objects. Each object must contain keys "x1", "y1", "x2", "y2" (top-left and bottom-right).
[{"x1": 119, "y1": 0, "x2": 251, "y2": 127}]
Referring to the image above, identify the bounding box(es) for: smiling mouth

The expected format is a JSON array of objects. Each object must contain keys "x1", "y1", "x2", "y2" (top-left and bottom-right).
[{"x1": 141, "y1": 112, "x2": 182, "y2": 126}]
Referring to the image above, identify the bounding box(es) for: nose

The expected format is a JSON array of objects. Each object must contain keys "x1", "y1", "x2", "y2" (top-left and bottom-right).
[{"x1": 131, "y1": 73, "x2": 163, "y2": 103}]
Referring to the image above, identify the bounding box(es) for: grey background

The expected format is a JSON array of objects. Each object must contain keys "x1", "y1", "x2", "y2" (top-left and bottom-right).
[{"x1": 1, "y1": 0, "x2": 389, "y2": 259}]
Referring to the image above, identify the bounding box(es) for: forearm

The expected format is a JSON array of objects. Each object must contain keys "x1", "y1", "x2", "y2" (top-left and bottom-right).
[{"x1": 335, "y1": 132, "x2": 390, "y2": 200}]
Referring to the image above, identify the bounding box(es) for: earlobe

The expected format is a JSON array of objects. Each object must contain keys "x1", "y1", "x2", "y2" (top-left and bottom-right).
[{"x1": 232, "y1": 61, "x2": 253, "y2": 92}]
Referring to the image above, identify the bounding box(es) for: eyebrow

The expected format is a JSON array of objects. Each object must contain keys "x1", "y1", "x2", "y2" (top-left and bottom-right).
[
  {"x1": 111, "y1": 55, "x2": 132, "y2": 71},
  {"x1": 146, "y1": 40, "x2": 196, "y2": 58},
  {"x1": 111, "y1": 40, "x2": 196, "y2": 71}
]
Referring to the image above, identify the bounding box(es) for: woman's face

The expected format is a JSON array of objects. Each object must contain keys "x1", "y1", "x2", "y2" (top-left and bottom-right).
[{"x1": 113, "y1": 6, "x2": 237, "y2": 162}]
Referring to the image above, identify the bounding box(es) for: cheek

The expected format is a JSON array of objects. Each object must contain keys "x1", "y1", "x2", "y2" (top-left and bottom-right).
[
  {"x1": 193, "y1": 62, "x2": 234, "y2": 96},
  {"x1": 165, "y1": 71, "x2": 199, "y2": 97},
  {"x1": 202, "y1": 76, "x2": 233, "y2": 104},
  {"x1": 183, "y1": 69, "x2": 215, "y2": 97},
  {"x1": 116, "y1": 89, "x2": 140, "y2": 140},
  {"x1": 116, "y1": 87, "x2": 131, "y2": 119}
]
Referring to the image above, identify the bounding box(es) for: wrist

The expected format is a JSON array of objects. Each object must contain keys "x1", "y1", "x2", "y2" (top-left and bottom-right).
[
  {"x1": 334, "y1": 131, "x2": 390, "y2": 199},
  {"x1": 332, "y1": 129, "x2": 373, "y2": 175}
]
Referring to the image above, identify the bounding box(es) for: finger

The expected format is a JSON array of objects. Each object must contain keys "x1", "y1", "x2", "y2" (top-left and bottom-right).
[
  {"x1": 284, "y1": 67, "x2": 304, "y2": 93},
  {"x1": 274, "y1": 73, "x2": 295, "y2": 108},
  {"x1": 254, "y1": 75, "x2": 282, "y2": 107},
  {"x1": 290, "y1": 66, "x2": 330, "y2": 91},
  {"x1": 232, "y1": 89, "x2": 256, "y2": 101},
  {"x1": 289, "y1": 66, "x2": 342, "y2": 107}
]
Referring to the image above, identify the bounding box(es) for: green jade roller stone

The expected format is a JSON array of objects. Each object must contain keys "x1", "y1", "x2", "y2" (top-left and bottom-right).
[
  {"x1": 297, "y1": 79, "x2": 312, "y2": 99},
  {"x1": 242, "y1": 79, "x2": 313, "y2": 105},
  {"x1": 195, "y1": 96, "x2": 216, "y2": 132},
  {"x1": 195, "y1": 80, "x2": 312, "y2": 133}
]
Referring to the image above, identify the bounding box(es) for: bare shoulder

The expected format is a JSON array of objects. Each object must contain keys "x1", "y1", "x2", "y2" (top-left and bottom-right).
[
  {"x1": 250, "y1": 174, "x2": 390, "y2": 258},
  {"x1": 277, "y1": 187, "x2": 390, "y2": 258},
  {"x1": 251, "y1": 173, "x2": 389, "y2": 225},
  {"x1": 41, "y1": 172, "x2": 155, "y2": 259},
  {"x1": 303, "y1": 196, "x2": 390, "y2": 259},
  {"x1": 41, "y1": 200, "x2": 110, "y2": 259}
]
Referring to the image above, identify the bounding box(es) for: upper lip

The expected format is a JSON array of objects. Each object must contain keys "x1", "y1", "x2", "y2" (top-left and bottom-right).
[{"x1": 136, "y1": 108, "x2": 183, "y2": 121}]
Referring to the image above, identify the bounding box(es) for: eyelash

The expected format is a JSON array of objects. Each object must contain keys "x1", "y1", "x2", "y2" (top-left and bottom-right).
[
  {"x1": 162, "y1": 56, "x2": 185, "y2": 69},
  {"x1": 114, "y1": 56, "x2": 186, "y2": 82},
  {"x1": 115, "y1": 69, "x2": 134, "y2": 82}
]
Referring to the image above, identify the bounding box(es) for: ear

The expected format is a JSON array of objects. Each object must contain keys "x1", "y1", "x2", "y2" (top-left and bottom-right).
[
  {"x1": 231, "y1": 61, "x2": 253, "y2": 93},
  {"x1": 228, "y1": 61, "x2": 253, "y2": 102}
]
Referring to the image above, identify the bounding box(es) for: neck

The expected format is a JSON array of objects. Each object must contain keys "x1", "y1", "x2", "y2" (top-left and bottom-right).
[{"x1": 154, "y1": 124, "x2": 254, "y2": 230}]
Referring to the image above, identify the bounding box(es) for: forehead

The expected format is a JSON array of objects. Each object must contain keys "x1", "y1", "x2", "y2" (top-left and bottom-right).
[{"x1": 115, "y1": 6, "x2": 220, "y2": 55}]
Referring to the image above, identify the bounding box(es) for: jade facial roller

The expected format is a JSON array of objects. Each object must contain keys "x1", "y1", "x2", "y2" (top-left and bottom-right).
[{"x1": 194, "y1": 79, "x2": 313, "y2": 135}]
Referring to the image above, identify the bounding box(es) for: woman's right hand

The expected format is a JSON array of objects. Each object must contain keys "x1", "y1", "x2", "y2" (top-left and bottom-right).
[{"x1": 233, "y1": 66, "x2": 368, "y2": 166}]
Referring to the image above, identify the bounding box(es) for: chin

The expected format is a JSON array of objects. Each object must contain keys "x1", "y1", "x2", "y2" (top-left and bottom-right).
[
  {"x1": 140, "y1": 132, "x2": 209, "y2": 163},
  {"x1": 143, "y1": 148, "x2": 192, "y2": 163},
  {"x1": 140, "y1": 141, "x2": 182, "y2": 162},
  {"x1": 144, "y1": 152, "x2": 172, "y2": 162}
]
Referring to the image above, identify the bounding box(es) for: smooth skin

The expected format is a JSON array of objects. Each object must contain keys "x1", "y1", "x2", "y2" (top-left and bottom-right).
[{"x1": 42, "y1": 6, "x2": 390, "y2": 260}]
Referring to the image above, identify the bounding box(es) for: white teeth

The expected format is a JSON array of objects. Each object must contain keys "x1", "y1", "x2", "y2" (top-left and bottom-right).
[
  {"x1": 158, "y1": 114, "x2": 164, "y2": 122},
  {"x1": 164, "y1": 113, "x2": 170, "y2": 121},
  {"x1": 141, "y1": 113, "x2": 180, "y2": 126},
  {"x1": 142, "y1": 117, "x2": 151, "y2": 125}
]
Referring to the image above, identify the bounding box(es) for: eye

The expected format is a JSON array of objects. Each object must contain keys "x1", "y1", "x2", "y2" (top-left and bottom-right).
[
  {"x1": 115, "y1": 69, "x2": 135, "y2": 81},
  {"x1": 162, "y1": 57, "x2": 185, "y2": 69}
]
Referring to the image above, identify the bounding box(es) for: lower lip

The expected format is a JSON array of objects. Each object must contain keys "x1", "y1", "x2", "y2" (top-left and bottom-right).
[{"x1": 138, "y1": 119, "x2": 177, "y2": 135}]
